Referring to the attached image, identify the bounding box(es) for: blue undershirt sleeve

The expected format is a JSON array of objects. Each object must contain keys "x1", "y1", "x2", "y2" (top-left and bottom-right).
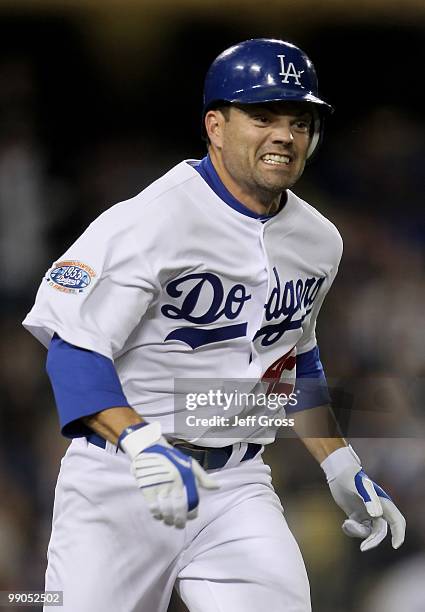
[
  {"x1": 286, "y1": 345, "x2": 331, "y2": 413},
  {"x1": 46, "y1": 334, "x2": 131, "y2": 438}
]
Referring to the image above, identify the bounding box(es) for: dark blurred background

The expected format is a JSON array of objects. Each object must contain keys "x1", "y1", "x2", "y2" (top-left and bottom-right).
[{"x1": 1, "y1": 1, "x2": 424, "y2": 611}]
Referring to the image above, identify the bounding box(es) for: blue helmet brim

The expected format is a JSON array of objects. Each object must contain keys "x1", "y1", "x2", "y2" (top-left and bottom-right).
[{"x1": 204, "y1": 89, "x2": 334, "y2": 115}]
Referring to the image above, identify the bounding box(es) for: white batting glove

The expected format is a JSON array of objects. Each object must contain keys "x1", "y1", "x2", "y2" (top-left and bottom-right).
[
  {"x1": 119, "y1": 422, "x2": 219, "y2": 528},
  {"x1": 321, "y1": 446, "x2": 406, "y2": 552}
]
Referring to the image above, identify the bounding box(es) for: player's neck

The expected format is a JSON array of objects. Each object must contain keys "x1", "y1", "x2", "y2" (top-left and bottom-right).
[{"x1": 208, "y1": 150, "x2": 282, "y2": 216}]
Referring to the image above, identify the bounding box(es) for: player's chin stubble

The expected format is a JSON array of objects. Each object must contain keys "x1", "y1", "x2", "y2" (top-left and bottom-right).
[{"x1": 254, "y1": 163, "x2": 303, "y2": 195}]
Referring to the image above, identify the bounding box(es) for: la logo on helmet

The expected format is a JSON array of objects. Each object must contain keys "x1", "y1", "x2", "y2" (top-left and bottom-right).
[{"x1": 277, "y1": 55, "x2": 305, "y2": 87}]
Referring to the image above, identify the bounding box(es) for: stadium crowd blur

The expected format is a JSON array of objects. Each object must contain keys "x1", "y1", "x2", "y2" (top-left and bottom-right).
[{"x1": 0, "y1": 10, "x2": 424, "y2": 612}]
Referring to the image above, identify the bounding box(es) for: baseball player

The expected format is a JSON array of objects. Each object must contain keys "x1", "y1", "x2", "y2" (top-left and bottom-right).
[{"x1": 23, "y1": 39, "x2": 405, "y2": 612}]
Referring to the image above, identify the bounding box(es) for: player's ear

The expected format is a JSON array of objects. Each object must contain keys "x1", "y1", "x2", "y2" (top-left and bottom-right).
[{"x1": 205, "y1": 110, "x2": 225, "y2": 148}]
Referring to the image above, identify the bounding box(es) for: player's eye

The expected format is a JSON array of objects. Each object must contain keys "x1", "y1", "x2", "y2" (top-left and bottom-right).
[
  {"x1": 252, "y1": 115, "x2": 270, "y2": 125},
  {"x1": 293, "y1": 119, "x2": 311, "y2": 133}
]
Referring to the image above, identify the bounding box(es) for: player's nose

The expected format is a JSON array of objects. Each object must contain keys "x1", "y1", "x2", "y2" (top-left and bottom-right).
[{"x1": 270, "y1": 122, "x2": 294, "y2": 146}]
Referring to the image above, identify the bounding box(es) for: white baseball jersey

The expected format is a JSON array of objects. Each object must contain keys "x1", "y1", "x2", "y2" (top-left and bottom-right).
[{"x1": 23, "y1": 159, "x2": 342, "y2": 445}]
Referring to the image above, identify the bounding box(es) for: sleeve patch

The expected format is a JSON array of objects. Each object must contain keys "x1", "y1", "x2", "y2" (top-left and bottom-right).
[{"x1": 46, "y1": 260, "x2": 97, "y2": 294}]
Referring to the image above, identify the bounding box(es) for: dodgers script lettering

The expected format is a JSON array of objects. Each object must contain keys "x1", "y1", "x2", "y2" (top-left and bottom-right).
[
  {"x1": 161, "y1": 272, "x2": 251, "y2": 349},
  {"x1": 254, "y1": 267, "x2": 325, "y2": 346}
]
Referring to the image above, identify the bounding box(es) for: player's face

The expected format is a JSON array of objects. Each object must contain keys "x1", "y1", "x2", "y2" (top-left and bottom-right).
[{"x1": 208, "y1": 102, "x2": 313, "y2": 206}]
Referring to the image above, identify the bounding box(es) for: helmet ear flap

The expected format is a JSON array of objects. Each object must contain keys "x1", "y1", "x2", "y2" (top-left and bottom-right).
[{"x1": 306, "y1": 108, "x2": 322, "y2": 160}]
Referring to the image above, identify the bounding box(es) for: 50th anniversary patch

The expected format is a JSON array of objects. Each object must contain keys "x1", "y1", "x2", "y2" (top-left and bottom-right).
[{"x1": 46, "y1": 261, "x2": 96, "y2": 294}]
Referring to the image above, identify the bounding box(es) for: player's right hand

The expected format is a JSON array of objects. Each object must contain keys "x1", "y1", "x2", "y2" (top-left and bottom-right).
[{"x1": 119, "y1": 422, "x2": 219, "y2": 528}]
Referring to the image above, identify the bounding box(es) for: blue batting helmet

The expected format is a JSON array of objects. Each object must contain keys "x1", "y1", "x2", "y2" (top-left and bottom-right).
[{"x1": 202, "y1": 38, "x2": 333, "y2": 158}]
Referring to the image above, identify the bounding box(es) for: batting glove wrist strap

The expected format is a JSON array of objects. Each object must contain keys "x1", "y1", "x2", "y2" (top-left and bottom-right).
[
  {"x1": 119, "y1": 421, "x2": 162, "y2": 459},
  {"x1": 320, "y1": 444, "x2": 361, "y2": 483}
]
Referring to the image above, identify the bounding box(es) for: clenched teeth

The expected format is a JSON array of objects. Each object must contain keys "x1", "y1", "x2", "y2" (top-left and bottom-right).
[{"x1": 262, "y1": 154, "x2": 290, "y2": 165}]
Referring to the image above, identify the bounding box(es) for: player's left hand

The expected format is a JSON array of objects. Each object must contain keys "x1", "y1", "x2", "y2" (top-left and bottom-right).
[{"x1": 321, "y1": 446, "x2": 406, "y2": 552}]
